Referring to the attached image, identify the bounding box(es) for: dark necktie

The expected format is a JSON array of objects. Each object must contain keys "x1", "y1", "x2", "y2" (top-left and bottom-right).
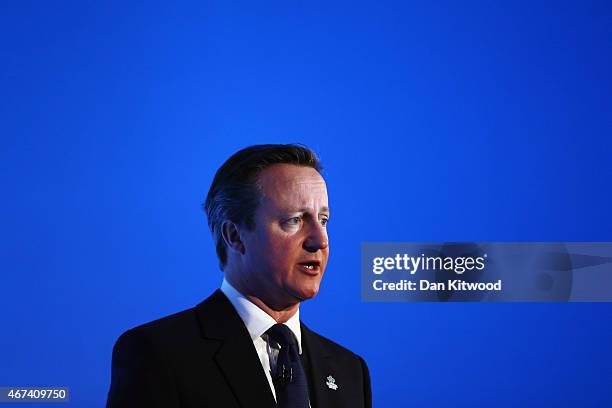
[{"x1": 265, "y1": 324, "x2": 310, "y2": 408}]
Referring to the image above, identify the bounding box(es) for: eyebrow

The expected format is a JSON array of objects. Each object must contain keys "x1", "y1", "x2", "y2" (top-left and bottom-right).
[{"x1": 293, "y1": 206, "x2": 330, "y2": 214}]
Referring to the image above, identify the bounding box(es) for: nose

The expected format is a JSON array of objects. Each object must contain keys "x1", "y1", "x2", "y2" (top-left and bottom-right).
[{"x1": 303, "y1": 220, "x2": 329, "y2": 253}]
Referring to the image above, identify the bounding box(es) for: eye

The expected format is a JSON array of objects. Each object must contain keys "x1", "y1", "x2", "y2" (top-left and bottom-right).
[
  {"x1": 287, "y1": 216, "x2": 302, "y2": 225},
  {"x1": 320, "y1": 217, "x2": 329, "y2": 227}
]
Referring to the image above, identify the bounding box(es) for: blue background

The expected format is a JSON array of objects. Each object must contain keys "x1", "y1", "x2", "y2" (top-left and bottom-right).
[{"x1": 2, "y1": 1, "x2": 611, "y2": 407}]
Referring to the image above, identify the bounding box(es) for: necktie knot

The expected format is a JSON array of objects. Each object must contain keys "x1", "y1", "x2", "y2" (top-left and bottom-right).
[{"x1": 266, "y1": 324, "x2": 297, "y2": 350}]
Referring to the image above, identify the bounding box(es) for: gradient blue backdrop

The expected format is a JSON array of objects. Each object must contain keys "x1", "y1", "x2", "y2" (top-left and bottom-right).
[{"x1": 2, "y1": 1, "x2": 611, "y2": 407}]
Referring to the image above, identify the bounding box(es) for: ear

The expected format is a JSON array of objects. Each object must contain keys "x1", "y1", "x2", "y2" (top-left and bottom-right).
[{"x1": 221, "y1": 220, "x2": 246, "y2": 255}]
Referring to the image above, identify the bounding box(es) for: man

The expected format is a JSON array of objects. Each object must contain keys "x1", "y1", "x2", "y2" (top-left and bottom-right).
[{"x1": 106, "y1": 144, "x2": 372, "y2": 408}]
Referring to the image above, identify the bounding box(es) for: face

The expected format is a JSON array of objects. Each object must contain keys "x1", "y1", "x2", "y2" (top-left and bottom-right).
[{"x1": 240, "y1": 163, "x2": 330, "y2": 310}]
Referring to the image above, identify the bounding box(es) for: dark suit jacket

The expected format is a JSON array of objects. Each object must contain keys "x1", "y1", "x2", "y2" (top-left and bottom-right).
[{"x1": 107, "y1": 290, "x2": 372, "y2": 408}]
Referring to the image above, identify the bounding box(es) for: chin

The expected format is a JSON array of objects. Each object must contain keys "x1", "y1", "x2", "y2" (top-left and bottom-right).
[{"x1": 296, "y1": 285, "x2": 320, "y2": 301}]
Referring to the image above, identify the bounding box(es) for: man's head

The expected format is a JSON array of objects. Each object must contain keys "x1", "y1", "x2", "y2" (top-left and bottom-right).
[{"x1": 204, "y1": 144, "x2": 329, "y2": 309}]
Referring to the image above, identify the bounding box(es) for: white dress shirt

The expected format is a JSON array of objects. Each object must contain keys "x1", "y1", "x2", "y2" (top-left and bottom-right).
[{"x1": 220, "y1": 278, "x2": 303, "y2": 402}]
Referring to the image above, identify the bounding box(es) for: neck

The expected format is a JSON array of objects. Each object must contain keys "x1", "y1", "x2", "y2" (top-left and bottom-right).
[
  {"x1": 244, "y1": 295, "x2": 299, "y2": 323},
  {"x1": 225, "y1": 273, "x2": 299, "y2": 323}
]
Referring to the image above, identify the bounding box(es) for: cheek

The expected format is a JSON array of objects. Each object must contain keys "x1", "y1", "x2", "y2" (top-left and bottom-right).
[
  {"x1": 248, "y1": 225, "x2": 304, "y2": 268},
  {"x1": 266, "y1": 228, "x2": 298, "y2": 251},
  {"x1": 257, "y1": 233, "x2": 295, "y2": 266}
]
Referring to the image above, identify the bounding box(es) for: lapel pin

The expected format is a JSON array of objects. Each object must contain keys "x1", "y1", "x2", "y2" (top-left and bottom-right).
[{"x1": 325, "y1": 375, "x2": 338, "y2": 390}]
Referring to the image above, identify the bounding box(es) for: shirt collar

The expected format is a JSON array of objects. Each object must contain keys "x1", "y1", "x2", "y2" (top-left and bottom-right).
[{"x1": 220, "y1": 277, "x2": 303, "y2": 354}]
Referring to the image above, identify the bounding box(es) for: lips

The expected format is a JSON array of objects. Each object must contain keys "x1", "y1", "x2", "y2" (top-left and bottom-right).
[{"x1": 297, "y1": 260, "x2": 321, "y2": 276}]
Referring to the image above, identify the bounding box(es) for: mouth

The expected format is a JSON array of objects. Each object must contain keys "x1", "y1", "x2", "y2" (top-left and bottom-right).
[{"x1": 297, "y1": 260, "x2": 321, "y2": 276}]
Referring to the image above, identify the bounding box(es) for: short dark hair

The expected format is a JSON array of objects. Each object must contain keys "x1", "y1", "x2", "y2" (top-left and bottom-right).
[{"x1": 204, "y1": 144, "x2": 323, "y2": 269}]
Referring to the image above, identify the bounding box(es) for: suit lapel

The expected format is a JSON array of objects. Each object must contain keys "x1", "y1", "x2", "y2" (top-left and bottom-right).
[
  {"x1": 301, "y1": 323, "x2": 334, "y2": 408},
  {"x1": 195, "y1": 290, "x2": 276, "y2": 408}
]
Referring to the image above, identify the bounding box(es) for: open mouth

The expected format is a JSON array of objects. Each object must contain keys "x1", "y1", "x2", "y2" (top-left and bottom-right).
[{"x1": 298, "y1": 261, "x2": 321, "y2": 275}]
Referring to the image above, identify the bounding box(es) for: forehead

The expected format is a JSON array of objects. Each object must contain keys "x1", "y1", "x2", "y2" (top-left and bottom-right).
[{"x1": 257, "y1": 164, "x2": 328, "y2": 209}]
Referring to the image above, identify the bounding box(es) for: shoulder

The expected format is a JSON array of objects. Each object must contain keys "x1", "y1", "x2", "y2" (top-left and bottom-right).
[
  {"x1": 107, "y1": 302, "x2": 222, "y2": 407},
  {"x1": 111, "y1": 307, "x2": 204, "y2": 372},
  {"x1": 113, "y1": 290, "x2": 230, "y2": 352},
  {"x1": 115, "y1": 307, "x2": 199, "y2": 349}
]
